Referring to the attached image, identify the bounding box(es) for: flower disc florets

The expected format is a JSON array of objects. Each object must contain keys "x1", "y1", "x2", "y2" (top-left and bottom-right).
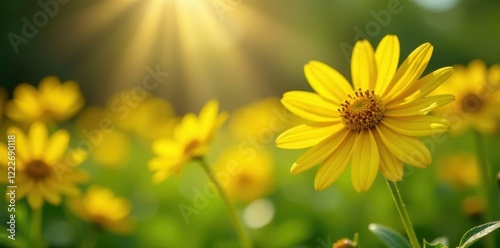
[{"x1": 339, "y1": 89, "x2": 385, "y2": 131}]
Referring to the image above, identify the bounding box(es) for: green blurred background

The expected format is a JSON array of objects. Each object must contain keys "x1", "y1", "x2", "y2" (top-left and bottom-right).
[{"x1": 1, "y1": 0, "x2": 500, "y2": 247}]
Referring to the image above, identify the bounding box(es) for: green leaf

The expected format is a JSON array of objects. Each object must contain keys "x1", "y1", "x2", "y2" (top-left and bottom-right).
[
  {"x1": 423, "y1": 239, "x2": 447, "y2": 248},
  {"x1": 368, "y1": 223, "x2": 411, "y2": 248},
  {"x1": 458, "y1": 221, "x2": 500, "y2": 248}
]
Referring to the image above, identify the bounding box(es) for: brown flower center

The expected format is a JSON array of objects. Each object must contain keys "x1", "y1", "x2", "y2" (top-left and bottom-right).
[
  {"x1": 461, "y1": 93, "x2": 482, "y2": 113},
  {"x1": 25, "y1": 160, "x2": 52, "y2": 180},
  {"x1": 184, "y1": 139, "x2": 200, "y2": 155},
  {"x1": 339, "y1": 89, "x2": 385, "y2": 131}
]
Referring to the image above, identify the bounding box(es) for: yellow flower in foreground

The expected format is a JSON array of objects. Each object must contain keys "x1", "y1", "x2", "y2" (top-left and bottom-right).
[
  {"x1": 70, "y1": 185, "x2": 132, "y2": 234},
  {"x1": 0, "y1": 122, "x2": 88, "y2": 209},
  {"x1": 149, "y1": 100, "x2": 227, "y2": 183},
  {"x1": 5, "y1": 76, "x2": 84, "y2": 123},
  {"x1": 437, "y1": 154, "x2": 479, "y2": 188},
  {"x1": 434, "y1": 60, "x2": 500, "y2": 135},
  {"x1": 276, "y1": 34, "x2": 454, "y2": 192},
  {"x1": 215, "y1": 148, "x2": 274, "y2": 203}
]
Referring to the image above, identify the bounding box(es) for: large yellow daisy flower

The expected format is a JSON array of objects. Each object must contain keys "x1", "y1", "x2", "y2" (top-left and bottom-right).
[
  {"x1": 433, "y1": 60, "x2": 500, "y2": 135},
  {"x1": 149, "y1": 100, "x2": 227, "y2": 183},
  {"x1": 0, "y1": 122, "x2": 89, "y2": 209},
  {"x1": 5, "y1": 76, "x2": 84, "y2": 123},
  {"x1": 276, "y1": 35, "x2": 454, "y2": 192}
]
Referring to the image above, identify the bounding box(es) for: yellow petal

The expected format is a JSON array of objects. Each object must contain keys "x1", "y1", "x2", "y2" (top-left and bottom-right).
[
  {"x1": 0, "y1": 144, "x2": 8, "y2": 165},
  {"x1": 40, "y1": 184, "x2": 62, "y2": 205},
  {"x1": 29, "y1": 122, "x2": 48, "y2": 159},
  {"x1": 290, "y1": 128, "x2": 350, "y2": 174},
  {"x1": 351, "y1": 40, "x2": 377, "y2": 90},
  {"x1": 314, "y1": 130, "x2": 356, "y2": 191},
  {"x1": 198, "y1": 99, "x2": 219, "y2": 139},
  {"x1": 488, "y1": 64, "x2": 500, "y2": 87},
  {"x1": 375, "y1": 125, "x2": 431, "y2": 168},
  {"x1": 8, "y1": 126, "x2": 31, "y2": 164},
  {"x1": 304, "y1": 61, "x2": 353, "y2": 104},
  {"x1": 44, "y1": 130, "x2": 70, "y2": 164},
  {"x1": 372, "y1": 131, "x2": 403, "y2": 181},
  {"x1": 394, "y1": 67, "x2": 454, "y2": 103},
  {"x1": 381, "y1": 116, "x2": 449, "y2": 136},
  {"x1": 375, "y1": 35, "x2": 400, "y2": 94},
  {"x1": 385, "y1": 94, "x2": 455, "y2": 116},
  {"x1": 276, "y1": 122, "x2": 344, "y2": 149},
  {"x1": 152, "y1": 139, "x2": 183, "y2": 158},
  {"x1": 383, "y1": 43, "x2": 433, "y2": 101},
  {"x1": 28, "y1": 193, "x2": 44, "y2": 209},
  {"x1": 351, "y1": 129, "x2": 379, "y2": 192},
  {"x1": 281, "y1": 91, "x2": 340, "y2": 122}
]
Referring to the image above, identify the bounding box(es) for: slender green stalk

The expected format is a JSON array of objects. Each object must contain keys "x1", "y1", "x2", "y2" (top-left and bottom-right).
[
  {"x1": 81, "y1": 226, "x2": 98, "y2": 248},
  {"x1": 473, "y1": 131, "x2": 496, "y2": 248},
  {"x1": 196, "y1": 157, "x2": 253, "y2": 248},
  {"x1": 386, "y1": 179, "x2": 421, "y2": 248},
  {"x1": 31, "y1": 207, "x2": 43, "y2": 248}
]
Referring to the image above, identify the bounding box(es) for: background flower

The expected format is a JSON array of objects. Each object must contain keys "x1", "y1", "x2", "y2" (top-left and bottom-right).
[
  {"x1": 5, "y1": 76, "x2": 84, "y2": 124},
  {"x1": 149, "y1": 100, "x2": 227, "y2": 183},
  {"x1": 434, "y1": 60, "x2": 500, "y2": 135},
  {"x1": 70, "y1": 185, "x2": 133, "y2": 234},
  {"x1": 215, "y1": 148, "x2": 275, "y2": 203}
]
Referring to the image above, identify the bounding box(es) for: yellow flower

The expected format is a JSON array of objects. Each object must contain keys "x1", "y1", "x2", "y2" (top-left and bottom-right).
[
  {"x1": 108, "y1": 91, "x2": 177, "y2": 140},
  {"x1": 149, "y1": 100, "x2": 227, "y2": 183},
  {"x1": 437, "y1": 154, "x2": 479, "y2": 188},
  {"x1": 70, "y1": 185, "x2": 132, "y2": 234},
  {"x1": 276, "y1": 35, "x2": 454, "y2": 192},
  {"x1": 75, "y1": 106, "x2": 131, "y2": 167},
  {"x1": 215, "y1": 148, "x2": 274, "y2": 203},
  {"x1": 5, "y1": 76, "x2": 84, "y2": 123},
  {"x1": 0, "y1": 122, "x2": 88, "y2": 209},
  {"x1": 434, "y1": 60, "x2": 500, "y2": 135}
]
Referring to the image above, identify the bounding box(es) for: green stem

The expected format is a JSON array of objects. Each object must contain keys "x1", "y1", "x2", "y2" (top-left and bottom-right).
[
  {"x1": 473, "y1": 131, "x2": 496, "y2": 248},
  {"x1": 386, "y1": 179, "x2": 421, "y2": 248},
  {"x1": 81, "y1": 226, "x2": 98, "y2": 248},
  {"x1": 31, "y1": 207, "x2": 43, "y2": 248},
  {"x1": 196, "y1": 157, "x2": 253, "y2": 248}
]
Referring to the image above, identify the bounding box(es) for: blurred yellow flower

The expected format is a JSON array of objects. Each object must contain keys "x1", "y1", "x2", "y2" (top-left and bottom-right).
[
  {"x1": 434, "y1": 60, "x2": 500, "y2": 135},
  {"x1": 229, "y1": 98, "x2": 289, "y2": 139},
  {"x1": 276, "y1": 34, "x2": 453, "y2": 192},
  {"x1": 215, "y1": 148, "x2": 274, "y2": 203},
  {"x1": 149, "y1": 100, "x2": 227, "y2": 183},
  {"x1": 461, "y1": 195, "x2": 484, "y2": 219},
  {"x1": 107, "y1": 91, "x2": 177, "y2": 141},
  {"x1": 5, "y1": 76, "x2": 84, "y2": 123},
  {"x1": 0, "y1": 122, "x2": 88, "y2": 209},
  {"x1": 437, "y1": 155, "x2": 479, "y2": 188},
  {"x1": 70, "y1": 185, "x2": 132, "y2": 234},
  {"x1": 75, "y1": 106, "x2": 131, "y2": 167}
]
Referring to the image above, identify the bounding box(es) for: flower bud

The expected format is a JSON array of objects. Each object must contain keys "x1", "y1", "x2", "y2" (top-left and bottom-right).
[{"x1": 332, "y1": 238, "x2": 354, "y2": 248}]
